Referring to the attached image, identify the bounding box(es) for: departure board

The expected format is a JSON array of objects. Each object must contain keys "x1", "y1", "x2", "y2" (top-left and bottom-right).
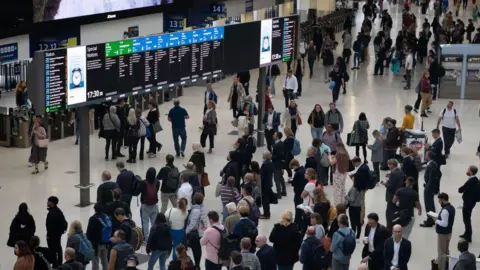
[
  {"x1": 281, "y1": 16, "x2": 297, "y2": 62},
  {"x1": 44, "y1": 49, "x2": 67, "y2": 113},
  {"x1": 86, "y1": 43, "x2": 106, "y2": 101}
]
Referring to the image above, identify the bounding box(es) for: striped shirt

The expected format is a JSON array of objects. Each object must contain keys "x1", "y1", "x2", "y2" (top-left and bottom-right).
[{"x1": 220, "y1": 185, "x2": 241, "y2": 205}]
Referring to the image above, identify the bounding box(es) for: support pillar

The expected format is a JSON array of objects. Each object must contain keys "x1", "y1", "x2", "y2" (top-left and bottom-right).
[
  {"x1": 76, "y1": 106, "x2": 94, "y2": 207},
  {"x1": 256, "y1": 67, "x2": 266, "y2": 147}
]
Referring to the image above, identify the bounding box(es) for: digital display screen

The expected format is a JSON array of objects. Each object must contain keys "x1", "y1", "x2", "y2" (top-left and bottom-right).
[
  {"x1": 260, "y1": 19, "x2": 273, "y2": 66},
  {"x1": 224, "y1": 21, "x2": 261, "y2": 74},
  {"x1": 44, "y1": 49, "x2": 67, "y2": 113},
  {"x1": 66, "y1": 46, "x2": 87, "y2": 106},
  {"x1": 281, "y1": 16, "x2": 297, "y2": 63},
  {"x1": 33, "y1": 0, "x2": 175, "y2": 23},
  {"x1": 86, "y1": 43, "x2": 106, "y2": 101}
]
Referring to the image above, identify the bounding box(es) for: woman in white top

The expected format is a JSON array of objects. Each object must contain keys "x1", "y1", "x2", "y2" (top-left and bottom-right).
[{"x1": 166, "y1": 198, "x2": 188, "y2": 260}]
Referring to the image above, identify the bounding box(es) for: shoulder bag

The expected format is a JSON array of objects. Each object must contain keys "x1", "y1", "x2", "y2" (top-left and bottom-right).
[{"x1": 152, "y1": 121, "x2": 163, "y2": 133}]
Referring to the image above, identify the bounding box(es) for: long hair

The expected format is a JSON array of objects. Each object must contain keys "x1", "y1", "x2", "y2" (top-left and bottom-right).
[
  {"x1": 313, "y1": 187, "x2": 329, "y2": 204},
  {"x1": 177, "y1": 198, "x2": 188, "y2": 213},
  {"x1": 335, "y1": 143, "x2": 351, "y2": 173},
  {"x1": 176, "y1": 244, "x2": 189, "y2": 269},
  {"x1": 68, "y1": 220, "x2": 82, "y2": 236},
  {"x1": 127, "y1": 108, "x2": 136, "y2": 125},
  {"x1": 15, "y1": 240, "x2": 32, "y2": 257}
]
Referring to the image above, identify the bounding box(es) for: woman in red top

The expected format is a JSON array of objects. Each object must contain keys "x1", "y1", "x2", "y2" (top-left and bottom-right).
[
  {"x1": 265, "y1": 87, "x2": 273, "y2": 111},
  {"x1": 420, "y1": 71, "x2": 432, "y2": 117}
]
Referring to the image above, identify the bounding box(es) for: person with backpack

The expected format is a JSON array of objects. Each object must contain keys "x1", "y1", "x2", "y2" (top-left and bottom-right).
[
  {"x1": 330, "y1": 214, "x2": 356, "y2": 270},
  {"x1": 97, "y1": 171, "x2": 119, "y2": 206},
  {"x1": 114, "y1": 208, "x2": 139, "y2": 247},
  {"x1": 109, "y1": 230, "x2": 134, "y2": 270},
  {"x1": 325, "y1": 103, "x2": 344, "y2": 133},
  {"x1": 436, "y1": 101, "x2": 461, "y2": 159},
  {"x1": 185, "y1": 193, "x2": 209, "y2": 268},
  {"x1": 66, "y1": 221, "x2": 94, "y2": 266},
  {"x1": 255, "y1": 235, "x2": 276, "y2": 270},
  {"x1": 157, "y1": 155, "x2": 180, "y2": 213},
  {"x1": 233, "y1": 205, "x2": 259, "y2": 253},
  {"x1": 237, "y1": 185, "x2": 260, "y2": 226},
  {"x1": 147, "y1": 213, "x2": 173, "y2": 270},
  {"x1": 46, "y1": 196, "x2": 68, "y2": 268},
  {"x1": 200, "y1": 211, "x2": 226, "y2": 270},
  {"x1": 105, "y1": 189, "x2": 132, "y2": 235},
  {"x1": 30, "y1": 236, "x2": 53, "y2": 270},
  {"x1": 322, "y1": 124, "x2": 342, "y2": 185},
  {"x1": 300, "y1": 226, "x2": 328, "y2": 270},
  {"x1": 137, "y1": 167, "x2": 160, "y2": 240},
  {"x1": 115, "y1": 161, "x2": 136, "y2": 206},
  {"x1": 86, "y1": 203, "x2": 111, "y2": 270}
]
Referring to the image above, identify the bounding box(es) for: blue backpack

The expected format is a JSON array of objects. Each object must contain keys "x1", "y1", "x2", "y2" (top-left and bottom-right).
[
  {"x1": 98, "y1": 215, "x2": 112, "y2": 244},
  {"x1": 337, "y1": 229, "x2": 356, "y2": 256},
  {"x1": 74, "y1": 234, "x2": 95, "y2": 263},
  {"x1": 291, "y1": 136, "x2": 301, "y2": 156}
]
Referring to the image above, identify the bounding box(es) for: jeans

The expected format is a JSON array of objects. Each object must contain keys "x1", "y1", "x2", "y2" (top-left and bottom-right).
[
  {"x1": 331, "y1": 258, "x2": 349, "y2": 270},
  {"x1": 403, "y1": 215, "x2": 415, "y2": 240},
  {"x1": 270, "y1": 76, "x2": 277, "y2": 95},
  {"x1": 374, "y1": 59, "x2": 384, "y2": 75},
  {"x1": 172, "y1": 128, "x2": 187, "y2": 154},
  {"x1": 442, "y1": 126, "x2": 456, "y2": 155},
  {"x1": 104, "y1": 133, "x2": 117, "y2": 158},
  {"x1": 223, "y1": 205, "x2": 229, "y2": 223},
  {"x1": 283, "y1": 89, "x2": 294, "y2": 109},
  {"x1": 205, "y1": 260, "x2": 223, "y2": 270},
  {"x1": 308, "y1": 56, "x2": 316, "y2": 76},
  {"x1": 148, "y1": 250, "x2": 169, "y2": 270},
  {"x1": 171, "y1": 229, "x2": 185, "y2": 260},
  {"x1": 160, "y1": 193, "x2": 177, "y2": 213},
  {"x1": 141, "y1": 204, "x2": 159, "y2": 240},
  {"x1": 332, "y1": 87, "x2": 340, "y2": 103},
  {"x1": 92, "y1": 244, "x2": 108, "y2": 270},
  {"x1": 353, "y1": 52, "x2": 361, "y2": 67},
  {"x1": 311, "y1": 127, "x2": 323, "y2": 139}
]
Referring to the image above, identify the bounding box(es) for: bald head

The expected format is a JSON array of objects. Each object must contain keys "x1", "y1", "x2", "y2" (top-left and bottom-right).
[
  {"x1": 306, "y1": 226, "x2": 316, "y2": 236},
  {"x1": 255, "y1": 235, "x2": 267, "y2": 248},
  {"x1": 244, "y1": 173, "x2": 254, "y2": 183},
  {"x1": 392, "y1": 224, "x2": 403, "y2": 241},
  {"x1": 64, "y1": 247, "x2": 76, "y2": 260}
]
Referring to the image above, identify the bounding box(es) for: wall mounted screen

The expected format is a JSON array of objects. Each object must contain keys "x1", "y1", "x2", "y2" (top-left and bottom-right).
[{"x1": 33, "y1": 0, "x2": 174, "y2": 23}]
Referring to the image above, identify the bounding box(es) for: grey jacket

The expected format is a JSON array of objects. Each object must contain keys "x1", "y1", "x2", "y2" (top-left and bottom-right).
[
  {"x1": 346, "y1": 186, "x2": 364, "y2": 207},
  {"x1": 186, "y1": 204, "x2": 209, "y2": 237},
  {"x1": 240, "y1": 251, "x2": 261, "y2": 270},
  {"x1": 368, "y1": 138, "x2": 384, "y2": 163},
  {"x1": 454, "y1": 251, "x2": 477, "y2": 270},
  {"x1": 343, "y1": 33, "x2": 352, "y2": 49},
  {"x1": 102, "y1": 113, "x2": 121, "y2": 131},
  {"x1": 325, "y1": 109, "x2": 344, "y2": 130},
  {"x1": 204, "y1": 109, "x2": 217, "y2": 126}
]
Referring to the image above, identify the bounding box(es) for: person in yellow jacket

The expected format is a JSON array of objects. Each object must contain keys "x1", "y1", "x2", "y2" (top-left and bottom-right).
[{"x1": 401, "y1": 105, "x2": 415, "y2": 130}]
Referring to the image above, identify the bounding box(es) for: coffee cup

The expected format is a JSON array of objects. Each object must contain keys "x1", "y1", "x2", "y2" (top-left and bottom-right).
[{"x1": 363, "y1": 237, "x2": 369, "y2": 245}]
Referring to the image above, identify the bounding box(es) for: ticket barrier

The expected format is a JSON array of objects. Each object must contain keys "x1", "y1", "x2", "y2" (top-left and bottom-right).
[
  {"x1": 0, "y1": 107, "x2": 11, "y2": 147},
  {"x1": 47, "y1": 112, "x2": 73, "y2": 141}
]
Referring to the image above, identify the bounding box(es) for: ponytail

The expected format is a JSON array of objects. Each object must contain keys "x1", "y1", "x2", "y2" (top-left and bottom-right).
[
  {"x1": 177, "y1": 198, "x2": 188, "y2": 213},
  {"x1": 176, "y1": 244, "x2": 189, "y2": 270}
]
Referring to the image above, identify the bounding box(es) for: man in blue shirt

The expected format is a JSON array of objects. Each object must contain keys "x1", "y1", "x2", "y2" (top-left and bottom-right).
[{"x1": 168, "y1": 99, "x2": 189, "y2": 157}]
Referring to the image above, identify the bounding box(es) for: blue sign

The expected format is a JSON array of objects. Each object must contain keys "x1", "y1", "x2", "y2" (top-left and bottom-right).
[
  {"x1": 180, "y1": 31, "x2": 193, "y2": 45},
  {"x1": 168, "y1": 32, "x2": 181, "y2": 47},
  {"x1": 132, "y1": 38, "x2": 146, "y2": 53},
  {"x1": 145, "y1": 36, "x2": 158, "y2": 51},
  {"x1": 158, "y1": 35, "x2": 170, "y2": 49},
  {"x1": 0, "y1": 43, "x2": 19, "y2": 63},
  {"x1": 212, "y1": 27, "x2": 224, "y2": 40}
]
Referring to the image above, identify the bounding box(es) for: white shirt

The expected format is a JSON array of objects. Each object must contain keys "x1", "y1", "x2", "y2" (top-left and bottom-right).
[
  {"x1": 267, "y1": 112, "x2": 274, "y2": 130},
  {"x1": 177, "y1": 182, "x2": 193, "y2": 210},
  {"x1": 439, "y1": 108, "x2": 457, "y2": 129},
  {"x1": 166, "y1": 207, "x2": 188, "y2": 230},
  {"x1": 435, "y1": 207, "x2": 450, "y2": 227},
  {"x1": 283, "y1": 75, "x2": 299, "y2": 93},
  {"x1": 302, "y1": 182, "x2": 316, "y2": 206},
  {"x1": 368, "y1": 226, "x2": 377, "y2": 252},
  {"x1": 392, "y1": 238, "x2": 402, "y2": 267},
  {"x1": 405, "y1": 54, "x2": 413, "y2": 70},
  {"x1": 205, "y1": 91, "x2": 210, "y2": 105}
]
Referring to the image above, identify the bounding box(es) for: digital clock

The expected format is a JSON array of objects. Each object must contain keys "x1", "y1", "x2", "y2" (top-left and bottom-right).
[{"x1": 87, "y1": 90, "x2": 104, "y2": 99}]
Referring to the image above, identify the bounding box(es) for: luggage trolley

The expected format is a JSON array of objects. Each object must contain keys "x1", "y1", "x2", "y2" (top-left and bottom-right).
[{"x1": 404, "y1": 129, "x2": 426, "y2": 163}]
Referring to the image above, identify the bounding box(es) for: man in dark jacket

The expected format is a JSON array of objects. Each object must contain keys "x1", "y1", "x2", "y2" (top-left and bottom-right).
[
  {"x1": 138, "y1": 167, "x2": 160, "y2": 240},
  {"x1": 263, "y1": 106, "x2": 281, "y2": 152},
  {"x1": 46, "y1": 196, "x2": 68, "y2": 268},
  {"x1": 300, "y1": 226, "x2": 325, "y2": 270},
  {"x1": 260, "y1": 152, "x2": 275, "y2": 219},
  {"x1": 114, "y1": 208, "x2": 137, "y2": 243},
  {"x1": 383, "y1": 225, "x2": 412, "y2": 270},
  {"x1": 58, "y1": 248, "x2": 85, "y2": 270},
  {"x1": 426, "y1": 128, "x2": 445, "y2": 168},
  {"x1": 97, "y1": 171, "x2": 119, "y2": 206},
  {"x1": 105, "y1": 189, "x2": 132, "y2": 235},
  {"x1": 420, "y1": 151, "x2": 442, "y2": 227},
  {"x1": 86, "y1": 203, "x2": 109, "y2": 270},
  {"x1": 272, "y1": 132, "x2": 286, "y2": 198},
  {"x1": 256, "y1": 235, "x2": 276, "y2": 270},
  {"x1": 381, "y1": 159, "x2": 405, "y2": 231},
  {"x1": 454, "y1": 239, "x2": 477, "y2": 270},
  {"x1": 156, "y1": 155, "x2": 179, "y2": 213},
  {"x1": 382, "y1": 119, "x2": 400, "y2": 170},
  {"x1": 115, "y1": 161, "x2": 136, "y2": 206},
  {"x1": 458, "y1": 165, "x2": 479, "y2": 243},
  {"x1": 146, "y1": 213, "x2": 172, "y2": 256},
  {"x1": 361, "y1": 213, "x2": 390, "y2": 270}
]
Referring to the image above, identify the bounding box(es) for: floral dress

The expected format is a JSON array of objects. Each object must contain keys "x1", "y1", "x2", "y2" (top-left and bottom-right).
[{"x1": 332, "y1": 166, "x2": 347, "y2": 207}]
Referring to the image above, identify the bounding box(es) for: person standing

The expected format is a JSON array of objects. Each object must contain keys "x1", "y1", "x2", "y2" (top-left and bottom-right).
[
  {"x1": 330, "y1": 214, "x2": 355, "y2": 270},
  {"x1": 283, "y1": 128, "x2": 296, "y2": 181},
  {"x1": 7, "y1": 203, "x2": 36, "y2": 249},
  {"x1": 203, "y1": 84, "x2": 218, "y2": 115},
  {"x1": 352, "y1": 35, "x2": 363, "y2": 69},
  {"x1": 393, "y1": 177, "x2": 423, "y2": 239},
  {"x1": 436, "y1": 101, "x2": 461, "y2": 158},
  {"x1": 146, "y1": 213, "x2": 173, "y2": 270},
  {"x1": 30, "y1": 116, "x2": 49, "y2": 174},
  {"x1": 86, "y1": 203, "x2": 110, "y2": 270},
  {"x1": 260, "y1": 151, "x2": 274, "y2": 219},
  {"x1": 425, "y1": 129, "x2": 445, "y2": 168},
  {"x1": 166, "y1": 198, "x2": 189, "y2": 260},
  {"x1": 419, "y1": 71, "x2": 432, "y2": 118},
  {"x1": 263, "y1": 105, "x2": 280, "y2": 152},
  {"x1": 453, "y1": 239, "x2": 477, "y2": 270},
  {"x1": 238, "y1": 70, "x2": 251, "y2": 96},
  {"x1": 109, "y1": 230, "x2": 134, "y2": 270},
  {"x1": 46, "y1": 196, "x2": 68, "y2": 268},
  {"x1": 137, "y1": 109, "x2": 149, "y2": 160},
  {"x1": 458, "y1": 165, "x2": 479, "y2": 243},
  {"x1": 325, "y1": 103, "x2": 344, "y2": 133},
  {"x1": 228, "y1": 76, "x2": 246, "y2": 119},
  {"x1": 380, "y1": 159, "x2": 405, "y2": 231},
  {"x1": 146, "y1": 100, "x2": 162, "y2": 158},
  {"x1": 368, "y1": 130, "x2": 383, "y2": 184},
  {"x1": 96, "y1": 171, "x2": 119, "y2": 206},
  {"x1": 115, "y1": 99, "x2": 129, "y2": 155},
  {"x1": 14, "y1": 241, "x2": 35, "y2": 270},
  {"x1": 115, "y1": 161, "x2": 136, "y2": 206},
  {"x1": 420, "y1": 151, "x2": 442, "y2": 228},
  {"x1": 342, "y1": 29, "x2": 353, "y2": 64},
  {"x1": 200, "y1": 211, "x2": 225, "y2": 270},
  {"x1": 307, "y1": 40, "x2": 316, "y2": 78},
  {"x1": 282, "y1": 69, "x2": 298, "y2": 109},
  {"x1": 307, "y1": 104, "x2": 325, "y2": 139},
  {"x1": 269, "y1": 209, "x2": 302, "y2": 270},
  {"x1": 201, "y1": 100, "x2": 218, "y2": 153},
  {"x1": 383, "y1": 225, "x2": 412, "y2": 270},
  {"x1": 328, "y1": 65, "x2": 344, "y2": 104},
  {"x1": 432, "y1": 193, "x2": 456, "y2": 270},
  {"x1": 272, "y1": 132, "x2": 286, "y2": 197},
  {"x1": 256, "y1": 235, "x2": 276, "y2": 270},
  {"x1": 382, "y1": 119, "x2": 400, "y2": 169},
  {"x1": 282, "y1": 100, "x2": 301, "y2": 136},
  {"x1": 168, "y1": 99, "x2": 189, "y2": 158},
  {"x1": 404, "y1": 49, "x2": 413, "y2": 90},
  {"x1": 125, "y1": 108, "x2": 140, "y2": 163},
  {"x1": 322, "y1": 44, "x2": 335, "y2": 83},
  {"x1": 138, "y1": 167, "x2": 160, "y2": 240},
  {"x1": 328, "y1": 143, "x2": 350, "y2": 207},
  {"x1": 351, "y1": 113, "x2": 370, "y2": 163},
  {"x1": 360, "y1": 213, "x2": 390, "y2": 270}
]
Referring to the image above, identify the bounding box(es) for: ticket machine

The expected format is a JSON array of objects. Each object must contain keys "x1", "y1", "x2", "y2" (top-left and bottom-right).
[
  {"x1": 438, "y1": 56, "x2": 463, "y2": 99},
  {"x1": 465, "y1": 56, "x2": 480, "y2": 99}
]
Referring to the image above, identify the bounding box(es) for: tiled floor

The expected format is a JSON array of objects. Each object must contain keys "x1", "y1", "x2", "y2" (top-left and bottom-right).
[{"x1": 1, "y1": 2, "x2": 480, "y2": 269}]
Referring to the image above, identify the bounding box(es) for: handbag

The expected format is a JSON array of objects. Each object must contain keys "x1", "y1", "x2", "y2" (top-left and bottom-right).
[
  {"x1": 296, "y1": 114, "x2": 303, "y2": 125},
  {"x1": 201, "y1": 172, "x2": 210, "y2": 187},
  {"x1": 346, "y1": 132, "x2": 354, "y2": 146},
  {"x1": 152, "y1": 121, "x2": 163, "y2": 133},
  {"x1": 328, "y1": 81, "x2": 336, "y2": 90},
  {"x1": 37, "y1": 139, "x2": 49, "y2": 148},
  {"x1": 98, "y1": 126, "x2": 105, "y2": 138}
]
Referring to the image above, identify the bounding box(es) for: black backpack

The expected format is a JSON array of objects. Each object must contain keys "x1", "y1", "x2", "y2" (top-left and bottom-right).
[
  {"x1": 475, "y1": 179, "x2": 480, "y2": 202},
  {"x1": 308, "y1": 239, "x2": 328, "y2": 270},
  {"x1": 337, "y1": 229, "x2": 356, "y2": 256},
  {"x1": 165, "y1": 166, "x2": 180, "y2": 191},
  {"x1": 248, "y1": 135, "x2": 257, "y2": 153},
  {"x1": 366, "y1": 170, "x2": 377, "y2": 189},
  {"x1": 212, "y1": 226, "x2": 239, "y2": 260}
]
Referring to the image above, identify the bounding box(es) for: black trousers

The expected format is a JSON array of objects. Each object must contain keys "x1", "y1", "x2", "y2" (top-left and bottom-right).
[
  {"x1": 200, "y1": 126, "x2": 215, "y2": 149},
  {"x1": 424, "y1": 190, "x2": 436, "y2": 224},
  {"x1": 382, "y1": 149, "x2": 396, "y2": 170},
  {"x1": 332, "y1": 87, "x2": 340, "y2": 103},
  {"x1": 265, "y1": 129, "x2": 275, "y2": 152},
  {"x1": 274, "y1": 167, "x2": 286, "y2": 195},
  {"x1": 147, "y1": 133, "x2": 161, "y2": 154},
  {"x1": 128, "y1": 137, "x2": 139, "y2": 160},
  {"x1": 284, "y1": 89, "x2": 294, "y2": 108},
  {"x1": 414, "y1": 92, "x2": 422, "y2": 110},
  {"x1": 47, "y1": 235, "x2": 63, "y2": 268},
  {"x1": 187, "y1": 233, "x2": 202, "y2": 269},
  {"x1": 374, "y1": 59, "x2": 384, "y2": 75},
  {"x1": 373, "y1": 162, "x2": 380, "y2": 184},
  {"x1": 242, "y1": 82, "x2": 250, "y2": 96},
  {"x1": 385, "y1": 202, "x2": 397, "y2": 231},
  {"x1": 442, "y1": 126, "x2": 456, "y2": 155},
  {"x1": 139, "y1": 136, "x2": 146, "y2": 159},
  {"x1": 462, "y1": 201, "x2": 476, "y2": 240},
  {"x1": 355, "y1": 144, "x2": 367, "y2": 161},
  {"x1": 349, "y1": 206, "x2": 362, "y2": 238},
  {"x1": 262, "y1": 192, "x2": 271, "y2": 217},
  {"x1": 105, "y1": 134, "x2": 117, "y2": 158}
]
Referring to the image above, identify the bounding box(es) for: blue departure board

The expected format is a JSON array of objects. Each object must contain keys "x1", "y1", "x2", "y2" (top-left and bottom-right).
[{"x1": 132, "y1": 38, "x2": 146, "y2": 53}]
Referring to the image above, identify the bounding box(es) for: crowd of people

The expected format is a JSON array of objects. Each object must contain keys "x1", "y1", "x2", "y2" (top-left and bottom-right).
[{"x1": 10, "y1": 0, "x2": 480, "y2": 270}]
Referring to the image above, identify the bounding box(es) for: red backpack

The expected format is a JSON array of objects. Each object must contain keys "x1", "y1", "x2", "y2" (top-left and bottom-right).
[{"x1": 144, "y1": 180, "x2": 158, "y2": 205}]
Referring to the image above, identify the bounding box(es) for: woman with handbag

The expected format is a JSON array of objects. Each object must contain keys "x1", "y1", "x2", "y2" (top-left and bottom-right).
[
  {"x1": 281, "y1": 100, "x2": 302, "y2": 135},
  {"x1": 351, "y1": 112, "x2": 370, "y2": 163},
  {"x1": 136, "y1": 109, "x2": 150, "y2": 161},
  {"x1": 102, "y1": 106, "x2": 122, "y2": 161},
  {"x1": 200, "y1": 100, "x2": 217, "y2": 153},
  {"x1": 185, "y1": 193, "x2": 209, "y2": 270},
  {"x1": 31, "y1": 116, "x2": 48, "y2": 174},
  {"x1": 146, "y1": 99, "x2": 163, "y2": 158},
  {"x1": 126, "y1": 109, "x2": 140, "y2": 163}
]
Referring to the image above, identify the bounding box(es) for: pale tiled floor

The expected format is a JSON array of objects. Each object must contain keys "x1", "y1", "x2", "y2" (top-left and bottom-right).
[{"x1": 1, "y1": 3, "x2": 480, "y2": 270}]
